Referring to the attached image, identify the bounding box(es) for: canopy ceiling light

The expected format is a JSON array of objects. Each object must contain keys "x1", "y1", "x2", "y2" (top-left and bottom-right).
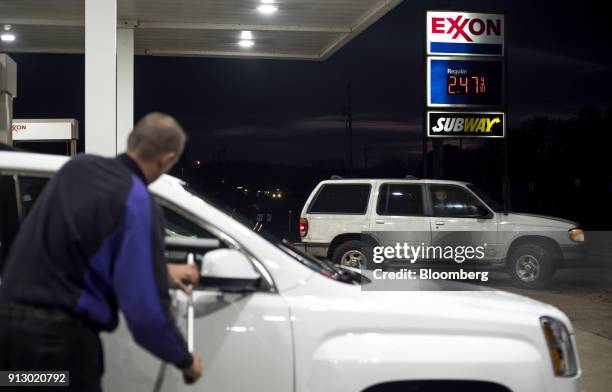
[
  {"x1": 238, "y1": 40, "x2": 255, "y2": 48},
  {"x1": 0, "y1": 33, "x2": 16, "y2": 42},
  {"x1": 257, "y1": 4, "x2": 278, "y2": 14}
]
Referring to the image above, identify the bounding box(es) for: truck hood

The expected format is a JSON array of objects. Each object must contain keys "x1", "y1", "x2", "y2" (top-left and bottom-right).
[
  {"x1": 362, "y1": 286, "x2": 568, "y2": 326},
  {"x1": 502, "y1": 212, "x2": 577, "y2": 229},
  {"x1": 286, "y1": 276, "x2": 575, "y2": 392}
]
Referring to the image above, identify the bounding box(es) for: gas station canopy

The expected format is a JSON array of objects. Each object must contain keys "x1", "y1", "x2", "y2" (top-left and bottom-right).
[
  {"x1": 0, "y1": 0, "x2": 402, "y2": 60},
  {"x1": 0, "y1": 0, "x2": 402, "y2": 157}
]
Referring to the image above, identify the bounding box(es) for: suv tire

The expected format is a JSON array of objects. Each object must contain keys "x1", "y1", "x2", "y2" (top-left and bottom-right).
[
  {"x1": 507, "y1": 243, "x2": 555, "y2": 289},
  {"x1": 332, "y1": 240, "x2": 366, "y2": 268}
]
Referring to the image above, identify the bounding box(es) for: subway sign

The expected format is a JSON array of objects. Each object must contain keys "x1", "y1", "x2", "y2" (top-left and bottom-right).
[
  {"x1": 427, "y1": 56, "x2": 504, "y2": 107},
  {"x1": 427, "y1": 11, "x2": 504, "y2": 56},
  {"x1": 427, "y1": 112, "x2": 505, "y2": 138}
]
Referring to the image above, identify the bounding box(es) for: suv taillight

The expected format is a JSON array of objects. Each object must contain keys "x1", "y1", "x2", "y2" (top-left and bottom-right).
[{"x1": 299, "y1": 218, "x2": 308, "y2": 238}]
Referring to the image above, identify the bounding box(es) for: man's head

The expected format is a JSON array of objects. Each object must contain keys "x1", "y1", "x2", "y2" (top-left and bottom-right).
[{"x1": 126, "y1": 112, "x2": 187, "y2": 184}]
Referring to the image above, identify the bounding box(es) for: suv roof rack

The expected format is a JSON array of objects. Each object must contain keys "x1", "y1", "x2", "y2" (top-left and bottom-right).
[
  {"x1": 330, "y1": 175, "x2": 344, "y2": 180},
  {"x1": 405, "y1": 175, "x2": 419, "y2": 179}
]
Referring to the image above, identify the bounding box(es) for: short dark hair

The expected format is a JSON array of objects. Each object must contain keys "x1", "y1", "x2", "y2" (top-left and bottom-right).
[{"x1": 127, "y1": 112, "x2": 187, "y2": 161}]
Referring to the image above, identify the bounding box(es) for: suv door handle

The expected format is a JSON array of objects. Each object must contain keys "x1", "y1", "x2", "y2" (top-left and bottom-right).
[
  {"x1": 435, "y1": 221, "x2": 445, "y2": 226},
  {"x1": 375, "y1": 219, "x2": 385, "y2": 224}
]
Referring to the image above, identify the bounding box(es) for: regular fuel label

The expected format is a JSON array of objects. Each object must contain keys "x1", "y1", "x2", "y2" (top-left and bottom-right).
[{"x1": 427, "y1": 111, "x2": 505, "y2": 138}]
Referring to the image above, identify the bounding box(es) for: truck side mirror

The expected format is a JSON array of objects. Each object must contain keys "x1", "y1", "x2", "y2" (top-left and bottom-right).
[{"x1": 200, "y1": 249, "x2": 261, "y2": 292}]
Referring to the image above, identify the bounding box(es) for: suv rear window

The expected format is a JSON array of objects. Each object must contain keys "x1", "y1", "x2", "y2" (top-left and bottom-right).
[
  {"x1": 308, "y1": 184, "x2": 371, "y2": 214},
  {"x1": 377, "y1": 183, "x2": 424, "y2": 216}
]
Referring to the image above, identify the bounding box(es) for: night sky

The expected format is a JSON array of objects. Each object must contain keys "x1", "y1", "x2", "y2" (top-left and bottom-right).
[{"x1": 6, "y1": 0, "x2": 611, "y2": 169}]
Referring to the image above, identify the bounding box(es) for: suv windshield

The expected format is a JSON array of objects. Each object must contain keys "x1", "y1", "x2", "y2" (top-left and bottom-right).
[
  {"x1": 466, "y1": 184, "x2": 505, "y2": 212},
  {"x1": 183, "y1": 184, "x2": 361, "y2": 285}
]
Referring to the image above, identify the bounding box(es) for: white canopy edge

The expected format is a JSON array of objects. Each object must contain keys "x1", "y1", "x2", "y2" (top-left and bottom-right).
[{"x1": 0, "y1": 0, "x2": 403, "y2": 60}]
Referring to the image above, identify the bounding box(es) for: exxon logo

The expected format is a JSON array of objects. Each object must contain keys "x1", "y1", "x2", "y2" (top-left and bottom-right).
[
  {"x1": 11, "y1": 124, "x2": 27, "y2": 132},
  {"x1": 431, "y1": 15, "x2": 501, "y2": 42}
]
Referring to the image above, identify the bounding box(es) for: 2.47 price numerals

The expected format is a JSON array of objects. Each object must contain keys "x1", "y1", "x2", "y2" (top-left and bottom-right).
[{"x1": 447, "y1": 75, "x2": 487, "y2": 95}]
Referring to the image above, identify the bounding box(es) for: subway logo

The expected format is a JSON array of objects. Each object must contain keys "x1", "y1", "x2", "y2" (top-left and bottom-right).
[{"x1": 427, "y1": 111, "x2": 505, "y2": 138}]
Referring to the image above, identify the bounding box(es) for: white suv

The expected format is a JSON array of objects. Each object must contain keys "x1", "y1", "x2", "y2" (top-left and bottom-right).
[
  {"x1": 299, "y1": 178, "x2": 585, "y2": 289},
  {"x1": 0, "y1": 151, "x2": 582, "y2": 392}
]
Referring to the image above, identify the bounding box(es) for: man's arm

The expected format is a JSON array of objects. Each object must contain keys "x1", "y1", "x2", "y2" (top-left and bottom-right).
[{"x1": 112, "y1": 179, "x2": 199, "y2": 375}]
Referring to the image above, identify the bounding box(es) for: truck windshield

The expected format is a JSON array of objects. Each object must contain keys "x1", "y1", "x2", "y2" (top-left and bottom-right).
[
  {"x1": 183, "y1": 184, "x2": 362, "y2": 285},
  {"x1": 466, "y1": 184, "x2": 505, "y2": 212},
  {"x1": 275, "y1": 240, "x2": 363, "y2": 285}
]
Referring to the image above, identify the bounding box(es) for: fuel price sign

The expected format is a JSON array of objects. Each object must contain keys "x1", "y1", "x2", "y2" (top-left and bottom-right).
[{"x1": 427, "y1": 56, "x2": 504, "y2": 107}]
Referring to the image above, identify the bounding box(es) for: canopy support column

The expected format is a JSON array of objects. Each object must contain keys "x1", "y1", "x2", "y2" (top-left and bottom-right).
[
  {"x1": 85, "y1": 0, "x2": 117, "y2": 156},
  {"x1": 117, "y1": 27, "x2": 134, "y2": 154}
]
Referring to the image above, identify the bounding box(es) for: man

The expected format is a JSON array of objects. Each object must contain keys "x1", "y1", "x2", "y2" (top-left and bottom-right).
[{"x1": 0, "y1": 113, "x2": 202, "y2": 390}]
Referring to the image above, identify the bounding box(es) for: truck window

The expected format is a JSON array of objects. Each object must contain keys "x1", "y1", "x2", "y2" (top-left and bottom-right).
[
  {"x1": 0, "y1": 175, "x2": 50, "y2": 274},
  {"x1": 18, "y1": 176, "x2": 50, "y2": 218},
  {"x1": 429, "y1": 185, "x2": 488, "y2": 218},
  {"x1": 161, "y1": 205, "x2": 221, "y2": 264},
  {"x1": 163, "y1": 206, "x2": 214, "y2": 240},
  {"x1": 0, "y1": 175, "x2": 19, "y2": 274},
  {"x1": 377, "y1": 184, "x2": 424, "y2": 216},
  {"x1": 308, "y1": 184, "x2": 371, "y2": 214}
]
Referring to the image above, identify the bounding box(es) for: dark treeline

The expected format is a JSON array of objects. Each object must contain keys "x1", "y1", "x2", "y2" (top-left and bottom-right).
[
  {"x1": 442, "y1": 107, "x2": 612, "y2": 229},
  {"x1": 16, "y1": 108, "x2": 611, "y2": 238},
  {"x1": 176, "y1": 107, "x2": 612, "y2": 239}
]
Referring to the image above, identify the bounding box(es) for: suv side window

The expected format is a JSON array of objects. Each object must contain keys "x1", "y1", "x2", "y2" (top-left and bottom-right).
[
  {"x1": 308, "y1": 184, "x2": 371, "y2": 214},
  {"x1": 0, "y1": 175, "x2": 19, "y2": 273},
  {"x1": 377, "y1": 183, "x2": 424, "y2": 216},
  {"x1": 429, "y1": 185, "x2": 488, "y2": 218}
]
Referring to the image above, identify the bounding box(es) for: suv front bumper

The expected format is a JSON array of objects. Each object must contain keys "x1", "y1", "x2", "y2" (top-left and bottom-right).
[{"x1": 560, "y1": 244, "x2": 586, "y2": 267}]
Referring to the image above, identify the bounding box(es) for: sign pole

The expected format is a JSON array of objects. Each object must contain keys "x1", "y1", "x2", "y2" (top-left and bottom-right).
[
  {"x1": 422, "y1": 9, "x2": 428, "y2": 178},
  {"x1": 502, "y1": 14, "x2": 510, "y2": 212}
]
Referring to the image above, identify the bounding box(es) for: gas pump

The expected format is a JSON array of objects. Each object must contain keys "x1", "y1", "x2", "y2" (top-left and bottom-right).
[
  {"x1": 1, "y1": 54, "x2": 79, "y2": 156},
  {"x1": 0, "y1": 54, "x2": 17, "y2": 146}
]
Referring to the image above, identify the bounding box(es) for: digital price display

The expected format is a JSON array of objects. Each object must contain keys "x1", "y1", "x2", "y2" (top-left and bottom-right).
[{"x1": 427, "y1": 57, "x2": 503, "y2": 107}]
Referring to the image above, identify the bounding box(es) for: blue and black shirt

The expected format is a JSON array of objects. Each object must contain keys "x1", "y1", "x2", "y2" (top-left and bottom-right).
[{"x1": 0, "y1": 154, "x2": 192, "y2": 369}]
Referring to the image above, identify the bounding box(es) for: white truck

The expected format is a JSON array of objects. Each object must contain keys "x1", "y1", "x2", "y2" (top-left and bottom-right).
[
  {"x1": 0, "y1": 151, "x2": 581, "y2": 392},
  {"x1": 299, "y1": 178, "x2": 585, "y2": 289}
]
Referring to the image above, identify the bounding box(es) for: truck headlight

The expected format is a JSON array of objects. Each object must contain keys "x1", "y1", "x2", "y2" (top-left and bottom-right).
[
  {"x1": 568, "y1": 228, "x2": 584, "y2": 242},
  {"x1": 540, "y1": 316, "x2": 578, "y2": 377}
]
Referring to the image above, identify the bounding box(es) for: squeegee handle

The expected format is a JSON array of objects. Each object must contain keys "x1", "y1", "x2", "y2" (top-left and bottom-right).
[{"x1": 186, "y1": 252, "x2": 195, "y2": 353}]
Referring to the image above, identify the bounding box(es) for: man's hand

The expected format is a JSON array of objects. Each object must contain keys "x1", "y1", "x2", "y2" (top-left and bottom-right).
[
  {"x1": 167, "y1": 263, "x2": 199, "y2": 293},
  {"x1": 182, "y1": 352, "x2": 203, "y2": 384}
]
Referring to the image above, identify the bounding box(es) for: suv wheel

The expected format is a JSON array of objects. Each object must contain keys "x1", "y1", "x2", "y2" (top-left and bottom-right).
[
  {"x1": 332, "y1": 240, "x2": 365, "y2": 268},
  {"x1": 507, "y1": 244, "x2": 555, "y2": 289}
]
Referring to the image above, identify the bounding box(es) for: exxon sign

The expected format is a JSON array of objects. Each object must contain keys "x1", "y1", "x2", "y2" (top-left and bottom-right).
[{"x1": 427, "y1": 11, "x2": 504, "y2": 56}]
